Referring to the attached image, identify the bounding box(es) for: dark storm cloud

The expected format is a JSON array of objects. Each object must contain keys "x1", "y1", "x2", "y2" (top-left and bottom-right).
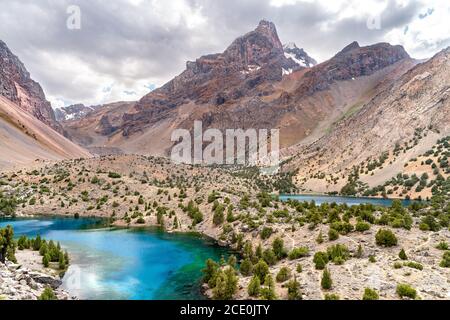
[{"x1": 0, "y1": 0, "x2": 439, "y2": 106}]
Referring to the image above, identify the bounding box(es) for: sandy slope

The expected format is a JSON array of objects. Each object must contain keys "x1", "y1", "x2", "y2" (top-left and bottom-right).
[{"x1": 0, "y1": 96, "x2": 90, "y2": 169}]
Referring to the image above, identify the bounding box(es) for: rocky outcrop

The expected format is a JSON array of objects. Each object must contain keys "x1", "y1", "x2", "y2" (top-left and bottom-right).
[
  {"x1": 0, "y1": 40, "x2": 64, "y2": 135},
  {"x1": 0, "y1": 95, "x2": 91, "y2": 170},
  {"x1": 95, "y1": 115, "x2": 116, "y2": 135},
  {"x1": 0, "y1": 261, "x2": 70, "y2": 300},
  {"x1": 121, "y1": 20, "x2": 302, "y2": 136},
  {"x1": 55, "y1": 104, "x2": 99, "y2": 122},
  {"x1": 288, "y1": 46, "x2": 450, "y2": 191},
  {"x1": 60, "y1": 22, "x2": 415, "y2": 157},
  {"x1": 283, "y1": 42, "x2": 317, "y2": 69},
  {"x1": 294, "y1": 42, "x2": 410, "y2": 96}
]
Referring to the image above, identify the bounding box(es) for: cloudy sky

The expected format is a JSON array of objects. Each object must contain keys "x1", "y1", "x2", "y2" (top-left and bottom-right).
[{"x1": 0, "y1": 0, "x2": 449, "y2": 108}]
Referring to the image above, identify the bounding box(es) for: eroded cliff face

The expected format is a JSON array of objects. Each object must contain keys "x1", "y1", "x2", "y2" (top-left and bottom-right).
[
  {"x1": 0, "y1": 40, "x2": 64, "y2": 135},
  {"x1": 120, "y1": 20, "x2": 302, "y2": 137},
  {"x1": 58, "y1": 22, "x2": 415, "y2": 159},
  {"x1": 109, "y1": 22, "x2": 409, "y2": 156},
  {"x1": 294, "y1": 41, "x2": 410, "y2": 96}
]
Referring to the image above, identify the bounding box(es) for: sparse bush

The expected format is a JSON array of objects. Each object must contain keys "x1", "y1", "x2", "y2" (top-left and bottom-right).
[
  {"x1": 324, "y1": 293, "x2": 340, "y2": 300},
  {"x1": 316, "y1": 231, "x2": 324, "y2": 244},
  {"x1": 288, "y1": 247, "x2": 309, "y2": 260},
  {"x1": 42, "y1": 253, "x2": 50, "y2": 267},
  {"x1": 262, "y1": 249, "x2": 277, "y2": 266},
  {"x1": 212, "y1": 267, "x2": 238, "y2": 300},
  {"x1": 362, "y1": 288, "x2": 379, "y2": 300},
  {"x1": 276, "y1": 267, "x2": 291, "y2": 283},
  {"x1": 396, "y1": 283, "x2": 417, "y2": 299},
  {"x1": 38, "y1": 287, "x2": 57, "y2": 300},
  {"x1": 313, "y1": 252, "x2": 329, "y2": 270},
  {"x1": 321, "y1": 268, "x2": 332, "y2": 290},
  {"x1": 440, "y1": 251, "x2": 450, "y2": 268},
  {"x1": 375, "y1": 229, "x2": 398, "y2": 247},
  {"x1": 404, "y1": 261, "x2": 423, "y2": 270},
  {"x1": 286, "y1": 278, "x2": 302, "y2": 300},
  {"x1": 136, "y1": 217, "x2": 145, "y2": 224},
  {"x1": 355, "y1": 221, "x2": 370, "y2": 232},
  {"x1": 260, "y1": 227, "x2": 273, "y2": 240},
  {"x1": 108, "y1": 172, "x2": 121, "y2": 179},
  {"x1": 328, "y1": 228, "x2": 339, "y2": 241},
  {"x1": 355, "y1": 244, "x2": 363, "y2": 258},
  {"x1": 260, "y1": 274, "x2": 277, "y2": 300},
  {"x1": 272, "y1": 237, "x2": 287, "y2": 260},
  {"x1": 326, "y1": 244, "x2": 350, "y2": 265},
  {"x1": 399, "y1": 248, "x2": 408, "y2": 260},
  {"x1": 213, "y1": 202, "x2": 225, "y2": 226},
  {"x1": 436, "y1": 241, "x2": 449, "y2": 250},
  {"x1": 202, "y1": 259, "x2": 219, "y2": 285}
]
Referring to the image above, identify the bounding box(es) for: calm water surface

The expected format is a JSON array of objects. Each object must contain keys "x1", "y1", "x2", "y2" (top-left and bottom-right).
[
  {"x1": 279, "y1": 194, "x2": 413, "y2": 206},
  {"x1": 0, "y1": 217, "x2": 229, "y2": 300}
]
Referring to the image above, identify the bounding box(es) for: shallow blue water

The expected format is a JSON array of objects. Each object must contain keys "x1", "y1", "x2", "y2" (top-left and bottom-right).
[
  {"x1": 279, "y1": 194, "x2": 413, "y2": 206},
  {"x1": 0, "y1": 217, "x2": 229, "y2": 300}
]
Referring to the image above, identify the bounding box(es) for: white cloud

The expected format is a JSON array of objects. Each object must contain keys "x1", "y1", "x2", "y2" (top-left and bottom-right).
[
  {"x1": 385, "y1": 1, "x2": 450, "y2": 59},
  {"x1": 0, "y1": 0, "x2": 448, "y2": 108}
]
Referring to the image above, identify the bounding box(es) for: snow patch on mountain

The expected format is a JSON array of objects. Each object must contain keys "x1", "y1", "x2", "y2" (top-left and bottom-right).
[{"x1": 283, "y1": 43, "x2": 317, "y2": 69}]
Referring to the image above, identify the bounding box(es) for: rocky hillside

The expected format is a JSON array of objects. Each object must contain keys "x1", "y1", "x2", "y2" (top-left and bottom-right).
[
  {"x1": 55, "y1": 104, "x2": 102, "y2": 122},
  {"x1": 0, "y1": 96, "x2": 90, "y2": 169},
  {"x1": 0, "y1": 40, "x2": 64, "y2": 135},
  {"x1": 0, "y1": 256, "x2": 70, "y2": 300},
  {"x1": 288, "y1": 47, "x2": 450, "y2": 196},
  {"x1": 60, "y1": 101, "x2": 135, "y2": 155},
  {"x1": 0, "y1": 41, "x2": 90, "y2": 169},
  {"x1": 283, "y1": 42, "x2": 317, "y2": 70},
  {"x1": 120, "y1": 20, "x2": 300, "y2": 137},
  {"x1": 61, "y1": 21, "x2": 415, "y2": 158},
  {"x1": 2, "y1": 155, "x2": 448, "y2": 300}
]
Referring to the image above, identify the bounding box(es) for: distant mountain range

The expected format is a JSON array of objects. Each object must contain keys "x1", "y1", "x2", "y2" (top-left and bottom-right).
[
  {"x1": 55, "y1": 21, "x2": 419, "y2": 157},
  {"x1": 55, "y1": 104, "x2": 101, "y2": 122},
  {"x1": 0, "y1": 20, "x2": 448, "y2": 197}
]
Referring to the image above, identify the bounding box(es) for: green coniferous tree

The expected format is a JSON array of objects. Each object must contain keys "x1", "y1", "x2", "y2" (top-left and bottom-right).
[
  {"x1": 399, "y1": 248, "x2": 408, "y2": 260},
  {"x1": 240, "y1": 258, "x2": 253, "y2": 276},
  {"x1": 247, "y1": 275, "x2": 261, "y2": 297},
  {"x1": 287, "y1": 276, "x2": 302, "y2": 300},
  {"x1": 43, "y1": 253, "x2": 50, "y2": 267},
  {"x1": 321, "y1": 268, "x2": 332, "y2": 290}
]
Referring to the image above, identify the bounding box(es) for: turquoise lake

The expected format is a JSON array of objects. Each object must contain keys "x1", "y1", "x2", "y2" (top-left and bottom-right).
[
  {"x1": 0, "y1": 217, "x2": 229, "y2": 300},
  {"x1": 279, "y1": 194, "x2": 413, "y2": 206},
  {"x1": 0, "y1": 196, "x2": 412, "y2": 299}
]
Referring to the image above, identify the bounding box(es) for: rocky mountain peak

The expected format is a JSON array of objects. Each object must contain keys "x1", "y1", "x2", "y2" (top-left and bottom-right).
[
  {"x1": 253, "y1": 20, "x2": 283, "y2": 50},
  {"x1": 221, "y1": 19, "x2": 285, "y2": 68},
  {"x1": 0, "y1": 40, "x2": 64, "y2": 135},
  {"x1": 338, "y1": 41, "x2": 360, "y2": 55},
  {"x1": 55, "y1": 103, "x2": 99, "y2": 122},
  {"x1": 0, "y1": 41, "x2": 31, "y2": 101},
  {"x1": 295, "y1": 42, "x2": 411, "y2": 96},
  {"x1": 283, "y1": 42, "x2": 317, "y2": 68},
  {"x1": 157, "y1": 21, "x2": 295, "y2": 99}
]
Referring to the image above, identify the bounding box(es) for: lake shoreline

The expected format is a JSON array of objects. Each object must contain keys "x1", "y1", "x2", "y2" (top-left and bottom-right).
[
  {"x1": 0, "y1": 214, "x2": 232, "y2": 300},
  {"x1": 1, "y1": 193, "x2": 414, "y2": 300},
  {"x1": 0, "y1": 249, "x2": 72, "y2": 300}
]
